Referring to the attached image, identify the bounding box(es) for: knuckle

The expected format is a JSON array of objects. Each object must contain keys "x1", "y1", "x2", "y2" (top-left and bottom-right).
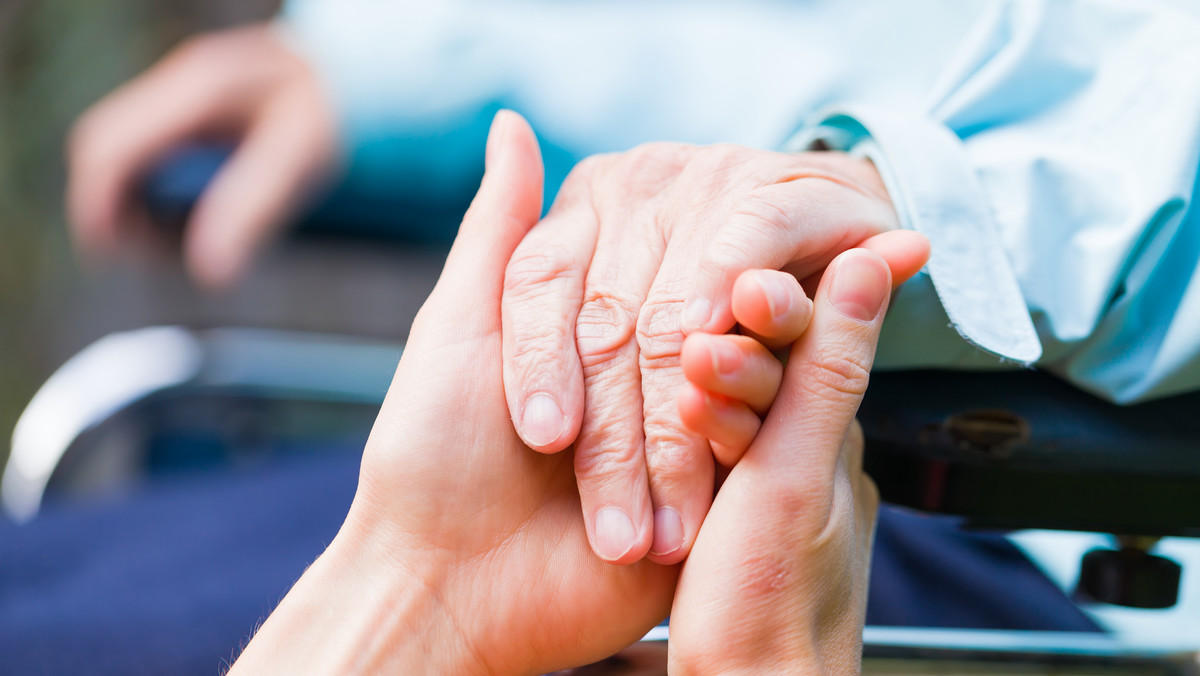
[
  {"x1": 564, "y1": 153, "x2": 612, "y2": 188},
  {"x1": 548, "y1": 155, "x2": 609, "y2": 212},
  {"x1": 642, "y1": 435, "x2": 698, "y2": 479},
  {"x1": 795, "y1": 348, "x2": 872, "y2": 401},
  {"x1": 508, "y1": 327, "x2": 570, "y2": 369},
  {"x1": 608, "y1": 142, "x2": 692, "y2": 197},
  {"x1": 636, "y1": 296, "x2": 685, "y2": 368},
  {"x1": 571, "y1": 152, "x2": 611, "y2": 177},
  {"x1": 731, "y1": 190, "x2": 798, "y2": 236},
  {"x1": 703, "y1": 233, "x2": 758, "y2": 274},
  {"x1": 574, "y1": 432, "x2": 644, "y2": 489},
  {"x1": 678, "y1": 144, "x2": 762, "y2": 197},
  {"x1": 641, "y1": 377, "x2": 700, "y2": 454},
  {"x1": 503, "y1": 244, "x2": 579, "y2": 297},
  {"x1": 576, "y1": 291, "x2": 638, "y2": 372},
  {"x1": 641, "y1": 414, "x2": 706, "y2": 483},
  {"x1": 625, "y1": 141, "x2": 691, "y2": 166},
  {"x1": 690, "y1": 143, "x2": 752, "y2": 173}
]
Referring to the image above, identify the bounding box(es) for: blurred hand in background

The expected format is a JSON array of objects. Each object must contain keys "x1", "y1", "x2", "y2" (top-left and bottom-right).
[{"x1": 66, "y1": 23, "x2": 338, "y2": 290}]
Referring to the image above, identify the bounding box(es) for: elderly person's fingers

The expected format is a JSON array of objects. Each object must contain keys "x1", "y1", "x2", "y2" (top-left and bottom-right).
[
  {"x1": 504, "y1": 152, "x2": 670, "y2": 564},
  {"x1": 503, "y1": 145, "x2": 702, "y2": 564},
  {"x1": 567, "y1": 152, "x2": 696, "y2": 564},
  {"x1": 500, "y1": 162, "x2": 602, "y2": 454},
  {"x1": 501, "y1": 144, "x2": 927, "y2": 568},
  {"x1": 680, "y1": 156, "x2": 899, "y2": 336},
  {"x1": 236, "y1": 113, "x2": 685, "y2": 676},
  {"x1": 634, "y1": 157, "x2": 895, "y2": 566},
  {"x1": 678, "y1": 236, "x2": 928, "y2": 468},
  {"x1": 856, "y1": 230, "x2": 931, "y2": 289},
  {"x1": 669, "y1": 248, "x2": 905, "y2": 674}
]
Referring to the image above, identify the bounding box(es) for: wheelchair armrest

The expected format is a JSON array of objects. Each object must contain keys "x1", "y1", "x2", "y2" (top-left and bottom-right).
[
  {"x1": 2, "y1": 326, "x2": 400, "y2": 522},
  {"x1": 860, "y1": 369, "x2": 1200, "y2": 536}
]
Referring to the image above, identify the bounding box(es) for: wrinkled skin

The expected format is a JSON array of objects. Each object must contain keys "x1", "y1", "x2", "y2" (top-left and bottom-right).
[
  {"x1": 232, "y1": 113, "x2": 921, "y2": 675},
  {"x1": 334, "y1": 112, "x2": 676, "y2": 675},
  {"x1": 501, "y1": 142, "x2": 902, "y2": 565}
]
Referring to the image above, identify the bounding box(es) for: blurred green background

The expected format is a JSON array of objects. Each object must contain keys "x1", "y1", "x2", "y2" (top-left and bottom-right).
[{"x1": 0, "y1": 0, "x2": 280, "y2": 466}]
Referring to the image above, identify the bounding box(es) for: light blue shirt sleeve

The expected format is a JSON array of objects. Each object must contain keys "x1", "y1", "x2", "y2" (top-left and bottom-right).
[
  {"x1": 792, "y1": 0, "x2": 1200, "y2": 404},
  {"x1": 276, "y1": 0, "x2": 982, "y2": 201},
  {"x1": 279, "y1": 0, "x2": 1200, "y2": 404}
]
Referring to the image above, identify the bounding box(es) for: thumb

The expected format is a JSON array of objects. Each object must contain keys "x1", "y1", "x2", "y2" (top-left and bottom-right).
[
  {"x1": 420, "y1": 110, "x2": 544, "y2": 337},
  {"x1": 746, "y1": 248, "x2": 892, "y2": 486}
]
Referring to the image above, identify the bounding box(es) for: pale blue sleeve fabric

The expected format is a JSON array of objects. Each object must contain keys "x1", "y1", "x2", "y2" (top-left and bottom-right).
[
  {"x1": 793, "y1": 0, "x2": 1200, "y2": 404},
  {"x1": 276, "y1": 0, "x2": 983, "y2": 201},
  {"x1": 279, "y1": 0, "x2": 1200, "y2": 404}
]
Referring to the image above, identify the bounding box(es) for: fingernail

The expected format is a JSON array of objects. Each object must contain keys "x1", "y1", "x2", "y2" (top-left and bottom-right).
[
  {"x1": 485, "y1": 110, "x2": 512, "y2": 170},
  {"x1": 595, "y1": 507, "x2": 638, "y2": 561},
  {"x1": 759, "y1": 272, "x2": 794, "y2": 320},
  {"x1": 681, "y1": 298, "x2": 711, "y2": 332},
  {"x1": 828, "y1": 251, "x2": 889, "y2": 321},
  {"x1": 521, "y1": 393, "x2": 564, "y2": 447},
  {"x1": 650, "y1": 507, "x2": 684, "y2": 556},
  {"x1": 709, "y1": 339, "x2": 740, "y2": 376}
]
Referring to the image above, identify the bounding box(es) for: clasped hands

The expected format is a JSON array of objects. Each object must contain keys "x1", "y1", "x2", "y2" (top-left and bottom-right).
[{"x1": 231, "y1": 112, "x2": 928, "y2": 674}]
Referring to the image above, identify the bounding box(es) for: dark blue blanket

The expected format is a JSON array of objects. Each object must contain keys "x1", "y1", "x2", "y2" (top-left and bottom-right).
[{"x1": 0, "y1": 451, "x2": 1098, "y2": 675}]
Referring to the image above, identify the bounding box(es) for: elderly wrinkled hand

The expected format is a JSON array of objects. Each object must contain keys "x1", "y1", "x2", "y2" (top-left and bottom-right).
[
  {"x1": 500, "y1": 141, "x2": 925, "y2": 565},
  {"x1": 230, "y1": 112, "x2": 926, "y2": 674}
]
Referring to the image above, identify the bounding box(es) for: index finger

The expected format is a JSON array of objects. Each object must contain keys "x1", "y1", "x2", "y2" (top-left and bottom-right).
[{"x1": 681, "y1": 159, "x2": 899, "y2": 336}]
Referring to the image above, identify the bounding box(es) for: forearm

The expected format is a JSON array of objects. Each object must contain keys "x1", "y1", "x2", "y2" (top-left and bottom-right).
[{"x1": 228, "y1": 511, "x2": 485, "y2": 675}]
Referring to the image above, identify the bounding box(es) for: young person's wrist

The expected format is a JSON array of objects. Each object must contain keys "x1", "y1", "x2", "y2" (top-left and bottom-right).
[
  {"x1": 670, "y1": 625, "x2": 864, "y2": 676},
  {"x1": 670, "y1": 632, "x2": 820, "y2": 676},
  {"x1": 228, "y1": 504, "x2": 490, "y2": 675}
]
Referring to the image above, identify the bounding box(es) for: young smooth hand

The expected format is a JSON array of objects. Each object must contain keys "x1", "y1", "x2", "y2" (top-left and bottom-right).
[
  {"x1": 671, "y1": 246, "x2": 915, "y2": 673},
  {"x1": 229, "y1": 111, "x2": 675, "y2": 676}
]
